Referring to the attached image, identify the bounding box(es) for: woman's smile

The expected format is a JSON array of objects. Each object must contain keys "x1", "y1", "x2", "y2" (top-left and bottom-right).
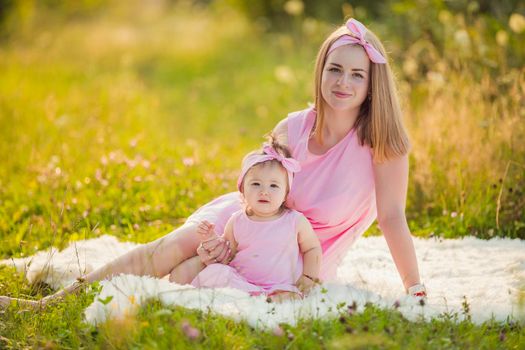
[{"x1": 332, "y1": 91, "x2": 353, "y2": 98}]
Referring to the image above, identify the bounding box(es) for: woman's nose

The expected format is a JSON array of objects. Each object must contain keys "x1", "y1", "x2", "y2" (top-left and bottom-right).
[{"x1": 337, "y1": 73, "x2": 350, "y2": 87}]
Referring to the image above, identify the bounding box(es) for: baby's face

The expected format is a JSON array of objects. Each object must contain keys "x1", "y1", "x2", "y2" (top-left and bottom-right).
[{"x1": 242, "y1": 162, "x2": 288, "y2": 218}]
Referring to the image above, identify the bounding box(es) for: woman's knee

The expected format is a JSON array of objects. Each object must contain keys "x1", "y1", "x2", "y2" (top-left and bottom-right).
[{"x1": 151, "y1": 224, "x2": 199, "y2": 258}]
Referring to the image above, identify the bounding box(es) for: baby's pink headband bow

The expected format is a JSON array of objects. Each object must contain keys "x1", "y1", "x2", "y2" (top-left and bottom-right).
[
  {"x1": 237, "y1": 144, "x2": 301, "y2": 192},
  {"x1": 327, "y1": 18, "x2": 387, "y2": 64}
]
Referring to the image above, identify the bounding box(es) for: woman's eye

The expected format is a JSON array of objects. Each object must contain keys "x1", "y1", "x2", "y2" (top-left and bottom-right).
[
  {"x1": 328, "y1": 67, "x2": 341, "y2": 73},
  {"x1": 353, "y1": 73, "x2": 364, "y2": 79}
]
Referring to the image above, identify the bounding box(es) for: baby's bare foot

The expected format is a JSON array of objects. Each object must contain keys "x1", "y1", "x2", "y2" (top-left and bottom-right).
[{"x1": 269, "y1": 291, "x2": 301, "y2": 303}]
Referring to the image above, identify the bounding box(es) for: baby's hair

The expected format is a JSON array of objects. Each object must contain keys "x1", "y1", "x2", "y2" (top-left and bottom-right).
[{"x1": 264, "y1": 132, "x2": 292, "y2": 159}]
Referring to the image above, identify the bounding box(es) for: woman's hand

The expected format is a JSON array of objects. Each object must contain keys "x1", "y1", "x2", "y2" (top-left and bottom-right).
[
  {"x1": 197, "y1": 238, "x2": 231, "y2": 265},
  {"x1": 407, "y1": 283, "x2": 427, "y2": 298},
  {"x1": 196, "y1": 220, "x2": 231, "y2": 265}
]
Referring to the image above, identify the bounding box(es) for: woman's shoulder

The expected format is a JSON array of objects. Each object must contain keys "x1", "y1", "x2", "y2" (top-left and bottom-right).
[
  {"x1": 274, "y1": 106, "x2": 315, "y2": 150},
  {"x1": 287, "y1": 105, "x2": 314, "y2": 124}
]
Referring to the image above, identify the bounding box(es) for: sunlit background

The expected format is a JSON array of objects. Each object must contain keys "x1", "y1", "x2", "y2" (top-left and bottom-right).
[{"x1": 0, "y1": 0, "x2": 524, "y2": 258}]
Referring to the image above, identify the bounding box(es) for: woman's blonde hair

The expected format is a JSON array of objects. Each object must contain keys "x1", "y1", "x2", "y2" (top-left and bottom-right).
[{"x1": 313, "y1": 22, "x2": 410, "y2": 163}]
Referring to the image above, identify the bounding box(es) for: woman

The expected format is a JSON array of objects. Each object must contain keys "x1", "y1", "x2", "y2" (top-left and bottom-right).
[{"x1": 1, "y1": 18, "x2": 425, "y2": 308}]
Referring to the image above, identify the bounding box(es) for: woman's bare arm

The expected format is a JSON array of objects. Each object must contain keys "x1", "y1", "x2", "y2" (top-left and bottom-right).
[
  {"x1": 296, "y1": 215, "x2": 322, "y2": 293},
  {"x1": 373, "y1": 154, "x2": 421, "y2": 291}
]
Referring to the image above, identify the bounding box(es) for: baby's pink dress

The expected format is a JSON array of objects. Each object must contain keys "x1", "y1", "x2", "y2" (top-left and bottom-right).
[
  {"x1": 186, "y1": 107, "x2": 376, "y2": 281},
  {"x1": 191, "y1": 209, "x2": 303, "y2": 295}
]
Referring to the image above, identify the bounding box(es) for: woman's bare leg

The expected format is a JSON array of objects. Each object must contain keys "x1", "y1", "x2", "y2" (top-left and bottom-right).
[{"x1": 1, "y1": 223, "x2": 202, "y2": 309}]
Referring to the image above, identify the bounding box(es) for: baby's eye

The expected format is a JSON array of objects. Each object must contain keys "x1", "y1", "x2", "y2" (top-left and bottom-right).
[
  {"x1": 270, "y1": 184, "x2": 280, "y2": 188},
  {"x1": 251, "y1": 182, "x2": 260, "y2": 187}
]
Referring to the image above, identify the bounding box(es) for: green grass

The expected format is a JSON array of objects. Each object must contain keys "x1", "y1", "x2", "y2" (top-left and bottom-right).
[
  {"x1": 1, "y1": 276, "x2": 523, "y2": 349},
  {"x1": 0, "y1": 1, "x2": 524, "y2": 348}
]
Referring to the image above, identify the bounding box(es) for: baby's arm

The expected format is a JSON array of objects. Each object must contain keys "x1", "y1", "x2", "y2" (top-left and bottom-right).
[
  {"x1": 197, "y1": 220, "x2": 218, "y2": 243},
  {"x1": 296, "y1": 215, "x2": 322, "y2": 294}
]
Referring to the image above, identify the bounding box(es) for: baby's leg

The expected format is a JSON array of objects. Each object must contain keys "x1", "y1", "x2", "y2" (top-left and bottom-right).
[{"x1": 169, "y1": 256, "x2": 204, "y2": 284}]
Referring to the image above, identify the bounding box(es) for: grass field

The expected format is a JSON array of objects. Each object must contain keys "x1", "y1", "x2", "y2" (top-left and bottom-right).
[{"x1": 0, "y1": 1, "x2": 524, "y2": 348}]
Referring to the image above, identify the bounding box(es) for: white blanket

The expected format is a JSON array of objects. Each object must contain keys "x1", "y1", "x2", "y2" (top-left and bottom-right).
[{"x1": 2, "y1": 235, "x2": 524, "y2": 328}]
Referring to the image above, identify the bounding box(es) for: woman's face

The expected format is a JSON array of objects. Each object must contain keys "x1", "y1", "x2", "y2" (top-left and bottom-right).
[{"x1": 321, "y1": 44, "x2": 370, "y2": 115}]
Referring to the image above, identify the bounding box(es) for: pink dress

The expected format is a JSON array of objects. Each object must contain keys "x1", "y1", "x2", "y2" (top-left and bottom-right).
[
  {"x1": 191, "y1": 209, "x2": 303, "y2": 295},
  {"x1": 186, "y1": 107, "x2": 377, "y2": 280}
]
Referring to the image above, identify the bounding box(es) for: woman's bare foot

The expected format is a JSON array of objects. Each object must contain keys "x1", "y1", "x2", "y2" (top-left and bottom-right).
[
  {"x1": 0, "y1": 296, "x2": 43, "y2": 310},
  {"x1": 0, "y1": 296, "x2": 10, "y2": 309}
]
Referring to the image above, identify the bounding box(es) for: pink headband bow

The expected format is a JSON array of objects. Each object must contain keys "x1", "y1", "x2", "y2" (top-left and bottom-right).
[
  {"x1": 327, "y1": 18, "x2": 386, "y2": 64},
  {"x1": 237, "y1": 144, "x2": 301, "y2": 192}
]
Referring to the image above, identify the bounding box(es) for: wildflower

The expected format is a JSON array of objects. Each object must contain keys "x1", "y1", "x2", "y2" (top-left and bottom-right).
[
  {"x1": 454, "y1": 30, "x2": 470, "y2": 50},
  {"x1": 403, "y1": 58, "x2": 418, "y2": 77},
  {"x1": 496, "y1": 30, "x2": 509, "y2": 46},
  {"x1": 284, "y1": 0, "x2": 304, "y2": 16},
  {"x1": 438, "y1": 10, "x2": 451, "y2": 23},
  {"x1": 182, "y1": 157, "x2": 195, "y2": 167},
  {"x1": 509, "y1": 13, "x2": 525, "y2": 34},
  {"x1": 499, "y1": 330, "x2": 506, "y2": 342},
  {"x1": 273, "y1": 325, "x2": 284, "y2": 337},
  {"x1": 181, "y1": 320, "x2": 200, "y2": 341},
  {"x1": 274, "y1": 65, "x2": 295, "y2": 85}
]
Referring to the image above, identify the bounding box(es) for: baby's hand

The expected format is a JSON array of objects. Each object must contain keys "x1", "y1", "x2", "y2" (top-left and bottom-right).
[
  {"x1": 296, "y1": 274, "x2": 320, "y2": 295},
  {"x1": 197, "y1": 220, "x2": 217, "y2": 242}
]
